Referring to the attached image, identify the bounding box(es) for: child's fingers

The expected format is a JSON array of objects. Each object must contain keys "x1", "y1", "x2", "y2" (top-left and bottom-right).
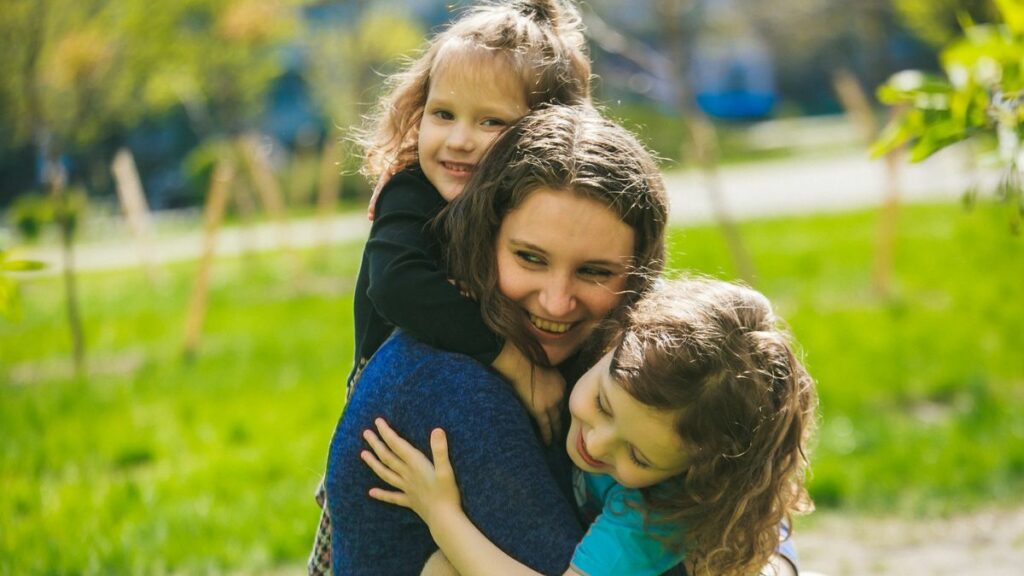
[
  {"x1": 368, "y1": 487, "x2": 411, "y2": 509},
  {"x1": 375, "y1": 418, "x2": 429, "y2": 466},
  {"x1": 429, "y1": 428, "x2": 455, "y2": 478},
  {"x1": 363, "y1": 429, "x2": 408, "y2": 477},
  {"x1": 360, "y1": 449, "x2": 406, "y2": 490},
  {"x1": 366, "y1": 169, "x2": 393, "y2": 221}
]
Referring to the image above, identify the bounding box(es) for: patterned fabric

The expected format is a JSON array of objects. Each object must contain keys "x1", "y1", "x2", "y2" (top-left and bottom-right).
[{"x1": 307, "y1": 479, "x2": 332, "y2": 576}]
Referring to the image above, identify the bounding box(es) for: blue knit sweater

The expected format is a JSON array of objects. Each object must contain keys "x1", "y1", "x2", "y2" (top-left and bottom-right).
[{"x1": 326, "y1": 331, "x2": 583, "y2": 575}]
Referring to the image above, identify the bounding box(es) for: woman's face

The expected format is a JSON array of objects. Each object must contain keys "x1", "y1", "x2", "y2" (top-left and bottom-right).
[{"x1": 495, "y1": 187, "x2": 635, "y2": 366}]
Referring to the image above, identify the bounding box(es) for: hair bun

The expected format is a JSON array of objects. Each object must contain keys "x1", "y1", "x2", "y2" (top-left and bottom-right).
[{"x1": 512, "y1": 0, "x2": 561, "y2": 24}]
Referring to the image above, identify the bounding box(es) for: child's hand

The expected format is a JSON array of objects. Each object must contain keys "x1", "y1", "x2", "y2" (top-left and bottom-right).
[
  {"x1": 361, "y1": 418, "x2": 462, "y2": 526},
  {"x1": 366, "y1": 167, "x2": 397, "y2": 221},
  {"x1": 492, "y1": 342, "x2": 566, "y2": 445}
]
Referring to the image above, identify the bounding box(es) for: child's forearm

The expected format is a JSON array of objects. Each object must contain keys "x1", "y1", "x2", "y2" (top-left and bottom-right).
[
  {"x1": 428, "y1": 506, "x2": 568, "y2": 576},
  {"x1": 367, "y1": 181, "x2": 502, "y2": 362}
]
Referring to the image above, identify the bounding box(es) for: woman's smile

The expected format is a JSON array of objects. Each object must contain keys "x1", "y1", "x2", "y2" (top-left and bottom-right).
[
  {"x1": 496, "y1": 187, "x2": 635, "y2": 366},
  {"x1": 528, "y1": 313, "x2": 575, "y2": 335}
]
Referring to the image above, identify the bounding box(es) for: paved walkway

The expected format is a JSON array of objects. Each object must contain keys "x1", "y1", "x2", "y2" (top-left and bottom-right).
[{"x1": 9, "y1": 145, "x2": 996, "y2": 276}]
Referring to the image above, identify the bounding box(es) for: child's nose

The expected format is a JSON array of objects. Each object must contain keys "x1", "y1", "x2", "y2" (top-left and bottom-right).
[
  {"x1": 446, "y1": 123, "x2": 476, "y2": 152},
  {"x1": 586, "y1": 426, "x2": 613, "y2": 461}
]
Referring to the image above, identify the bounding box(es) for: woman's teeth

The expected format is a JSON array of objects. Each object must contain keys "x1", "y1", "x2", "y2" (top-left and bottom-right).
[{"x1": 530, "y1": 314, "x2": 572, "y2": 334}]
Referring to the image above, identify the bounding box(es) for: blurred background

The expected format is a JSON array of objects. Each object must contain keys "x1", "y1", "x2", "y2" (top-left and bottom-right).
[{"x1": 1, "y1": 0, "x2": 1022, "y2": 574}]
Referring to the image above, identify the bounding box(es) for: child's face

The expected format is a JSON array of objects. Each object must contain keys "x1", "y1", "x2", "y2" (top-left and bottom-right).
[
  {"x1": 566, "y1": 350, "x2": 690, "y2": 489},
  {"x1": 418, "y1": 59, "x2": 528, "y2": 201}
]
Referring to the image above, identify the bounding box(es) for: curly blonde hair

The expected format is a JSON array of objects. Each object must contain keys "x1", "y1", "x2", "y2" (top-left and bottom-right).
[
  {"x1": 356, "y1": 0, "x2": 590, "y2": 182},
  {"x1": 609, "y1": 277, "x2": 817, "y2": 576}
]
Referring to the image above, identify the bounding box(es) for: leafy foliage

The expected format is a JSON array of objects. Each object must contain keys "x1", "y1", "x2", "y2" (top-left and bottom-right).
[
  {"x1": 894, "y1": 0, "x2": 1000, "y2": 47},
  {"x1": 873, "y1": 0, "x2": 1024, "y2": 231},
  {"x1": 0, "y1": 250, "x2": 44, "y2": 319}
]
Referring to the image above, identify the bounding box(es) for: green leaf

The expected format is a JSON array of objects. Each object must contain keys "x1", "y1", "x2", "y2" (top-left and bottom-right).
[
  {"x1": 0, "y1": 276, "x2": 14, "y2": 319},
  {"x1": 870, "y1": 117, "x2": 914, "y2": 158},
  {"x1": 877, "y1": 71, "x2": 952, "y2": 105},
  {"x1": 995, "y1": 0, "x2": 1024, "y2": 36},
  {"x1": 1, "y1": 260, "x2": 46, "y2": 272}
]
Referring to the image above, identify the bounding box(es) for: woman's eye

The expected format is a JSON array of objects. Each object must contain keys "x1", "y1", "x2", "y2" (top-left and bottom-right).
[
  {"x1": 482, "y1": 118, "x2": 508, "y2": 128},
  {"x1": 433, "y1": 110, "x2": 454, "y2": 120},
  {"x1": 594, "y1": 393, "x2": 610, "y2": 416},
  {"x1": 515, "y1": 251, "x2": 544, "y2": 265},
  {"x1": 579, "y1": 267, "x2": 613, "y2": 280}
]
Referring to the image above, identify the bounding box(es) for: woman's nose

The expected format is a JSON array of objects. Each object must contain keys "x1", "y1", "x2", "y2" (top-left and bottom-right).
[{"x1": 538, "y1": 277, "x2": 576, "y2": 318}]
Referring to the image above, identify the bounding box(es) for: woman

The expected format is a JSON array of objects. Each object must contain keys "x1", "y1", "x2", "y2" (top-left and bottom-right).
[{"x1": 325, "y1": 105, "x2": 668, "y2": 575}]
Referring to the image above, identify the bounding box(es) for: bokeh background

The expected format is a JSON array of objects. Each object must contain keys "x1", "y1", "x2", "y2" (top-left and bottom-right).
[{"x1": 1, "y1": 0, "x2": 1022, "y2": 574}]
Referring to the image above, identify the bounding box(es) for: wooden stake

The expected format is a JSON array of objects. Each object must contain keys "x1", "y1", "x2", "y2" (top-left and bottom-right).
[
  {"x1": 111, "y1": 148, "x2": 161, "y2": 285},
  {"x1": 240, "y1": 133, "x2": 290, "y2": 249},
  {"x1": 183, "y1": 159, "x2": 234, "y2": 360},
  {"x1": 832, "y1": 68, "x2": 903, "y2": 297},
  {"x1": 317, "y1": 129, "x2": 342, "y2": 247}
]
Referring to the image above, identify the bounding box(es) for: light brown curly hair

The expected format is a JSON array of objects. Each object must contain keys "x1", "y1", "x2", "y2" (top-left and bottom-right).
[
  {"x1": 356, "y1": 0, "x2": 591, "y2": 183},
  {"x1": 609, "y1": 277, "x2": 818, "y2": 576}
]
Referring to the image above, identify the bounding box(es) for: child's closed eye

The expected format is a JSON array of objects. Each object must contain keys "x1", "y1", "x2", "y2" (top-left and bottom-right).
[{"x1": 628, "y1": 451, "x2": 651, "y2": 469}]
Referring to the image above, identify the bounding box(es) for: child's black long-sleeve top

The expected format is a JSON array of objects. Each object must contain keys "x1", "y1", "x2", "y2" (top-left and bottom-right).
[{"x1": 349, "y1": 166, "x2": 503, "y2": 390}]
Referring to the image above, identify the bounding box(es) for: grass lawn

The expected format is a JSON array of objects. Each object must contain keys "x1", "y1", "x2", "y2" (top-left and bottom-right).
[{"x1": 1, "y1": 201, "x2": 1022, "y2": 573}]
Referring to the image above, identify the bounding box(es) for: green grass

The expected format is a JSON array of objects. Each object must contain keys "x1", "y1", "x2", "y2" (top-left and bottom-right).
[
  {"x1": 667, "y1": 201, "x2": 1024, "y2": 514},
  {"x1": 2, "y1": 202, "x2": 1022, "y2": 573}
]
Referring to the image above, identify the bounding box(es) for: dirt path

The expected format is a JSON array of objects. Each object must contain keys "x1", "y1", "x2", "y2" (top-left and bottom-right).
[{"x1": 795, "y1": 507, "x2": 1024, "y2": 575}]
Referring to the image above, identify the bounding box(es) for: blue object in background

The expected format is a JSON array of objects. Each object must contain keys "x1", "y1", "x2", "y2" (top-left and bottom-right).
[{"x1": 692, "y1": 0, "x2": 777, "y2": 120}]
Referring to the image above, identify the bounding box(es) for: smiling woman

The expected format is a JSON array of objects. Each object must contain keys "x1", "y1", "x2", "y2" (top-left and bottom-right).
[
  {"x1": 495, "y1": 188, "x2": 636, "y2": 365},
  {"x1": 324, "y1": 105, "x2": 668, "y2": 575}
]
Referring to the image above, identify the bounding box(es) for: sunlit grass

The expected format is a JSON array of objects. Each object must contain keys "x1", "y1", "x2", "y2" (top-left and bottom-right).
[
  {"x1": 1, "y1": 201, "x2": 1022, "y2": 573},
  {"x1": 668, "y1": 201, "x2": 1024, "y2": 513}
]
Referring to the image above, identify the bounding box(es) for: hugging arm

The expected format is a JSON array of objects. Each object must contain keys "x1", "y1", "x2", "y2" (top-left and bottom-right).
[
  {"x1": 364, "y1": 419, "x2": 578, "y2": 576},
  {"x1": 327, "y1": 335, "x2": 581, "y2": 575},
  {"x1": 365, "y1": 172, "x2": 502, "y2": 364}
]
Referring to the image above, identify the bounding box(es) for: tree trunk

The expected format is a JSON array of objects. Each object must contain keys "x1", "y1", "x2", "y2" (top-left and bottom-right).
[
  {"x1": 660, "y1": 0, "x2": 755, "y2": 283},
  {"x1": 49, "y1": 171, "x2": 86, "y2": 379}
]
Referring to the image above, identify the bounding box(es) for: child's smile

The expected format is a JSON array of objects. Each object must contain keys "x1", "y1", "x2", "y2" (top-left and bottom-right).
[
  {"x1": 417, "y1": 51, "x2": 528, "y2": 201},
  {"x1": 566, "y1": 350, "x2": 690, "y2": 489}
]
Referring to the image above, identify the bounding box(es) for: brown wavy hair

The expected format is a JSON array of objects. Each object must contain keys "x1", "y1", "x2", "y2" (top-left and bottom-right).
[
  {"x1": 607, "y1": 277, "x2": 817, "y2": 576},
  {"x1": 356, "y1": 0, "x2": 591, "y2": 182},
  {"x1": 440, "y1": 104, "x2": 668, "y2": 367}
]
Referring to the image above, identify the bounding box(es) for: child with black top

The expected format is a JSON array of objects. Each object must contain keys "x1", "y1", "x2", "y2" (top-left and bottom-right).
[{"x1": 308, "y1": 1, "x2": 592, "y2": 573}]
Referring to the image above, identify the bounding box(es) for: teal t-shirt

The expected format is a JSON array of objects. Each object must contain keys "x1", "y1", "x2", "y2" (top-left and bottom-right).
[{"x1": 569, "y1": 470, "x2": 686, "y2": 576}]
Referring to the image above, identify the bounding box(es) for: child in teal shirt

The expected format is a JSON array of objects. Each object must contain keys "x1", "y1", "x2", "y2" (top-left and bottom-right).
[{"x1": 362, "y1": 277, "x2": 816, "y2": 576}]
